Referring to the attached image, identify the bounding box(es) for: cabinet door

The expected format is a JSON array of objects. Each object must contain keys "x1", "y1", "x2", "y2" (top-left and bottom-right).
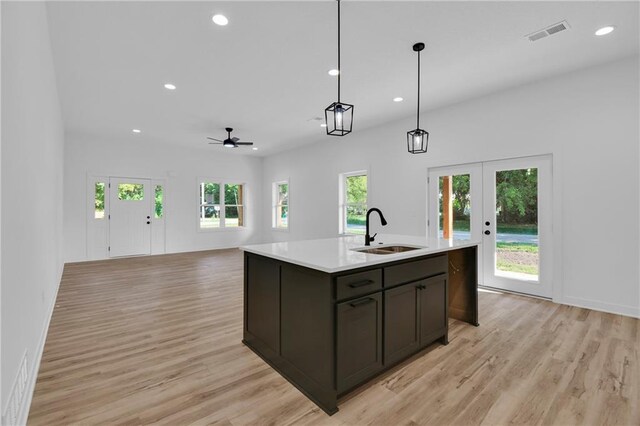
[
  {"x1": 336, "y1": 293, "x2": 383, "y2": 393},
  {"x1": 418, "y1": 274, "x2": 447, "y2": 347},
  {"x1": 245, "y1": 255, "x2": 280, "y2": 354},
  {"x1": 384, "y1": 283, "x2": 419, "y2": 366}
]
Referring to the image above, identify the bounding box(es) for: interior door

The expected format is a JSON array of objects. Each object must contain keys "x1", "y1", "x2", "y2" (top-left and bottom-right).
[
  {"x1": 482, "y1": 156, "x2": 552, "y2": 297},
  {"x1": 109, "y1": 177, "x2": 152, "y2": 257}
]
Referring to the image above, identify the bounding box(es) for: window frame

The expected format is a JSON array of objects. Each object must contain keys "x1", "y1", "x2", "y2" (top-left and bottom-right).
[
  {"x1": 272, "y1": 179, "x2": 289, "y2": 231},
  {"x1": 339, "y1": 170, "x2": 368, "y2": 235},
  {"x1": 197, "y1": 177, "x2": 247, "y2": 232}
]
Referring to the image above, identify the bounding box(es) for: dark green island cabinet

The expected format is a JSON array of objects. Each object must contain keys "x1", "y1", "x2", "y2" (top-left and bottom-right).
[{"x1": 242, "y1": 243, "x2": 478, "y2": 415}]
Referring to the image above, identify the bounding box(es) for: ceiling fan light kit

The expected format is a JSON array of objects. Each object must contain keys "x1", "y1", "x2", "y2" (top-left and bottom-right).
[
  {"x1": 407, "y1": 42, "x2": 429, "y2": 154},
  {"x1": 207, "y1": 127, "x2": 255, "y2": 149},
  {"x1": 324, "y1": 0, "x2": 354, "y2": 136}
]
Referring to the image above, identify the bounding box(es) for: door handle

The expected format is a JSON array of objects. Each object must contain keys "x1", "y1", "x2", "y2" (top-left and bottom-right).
[
  {"x1": 348, "y1": 280, "x2": 374, "y2": 288},
  {"x1": 484, "y1": 230, "x2": 490, "y2": 235},
  {"x1": 350, "y1": 298, "x2": 375, "y2": 308}
]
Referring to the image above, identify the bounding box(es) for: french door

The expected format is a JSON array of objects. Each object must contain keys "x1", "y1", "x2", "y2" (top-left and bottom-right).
[
  {"x1": 109, "y1": 177, "x2": 152, "y2": 257},
  {"x1": 428, "y1": 155, "x2": 552, "y2": 298}
]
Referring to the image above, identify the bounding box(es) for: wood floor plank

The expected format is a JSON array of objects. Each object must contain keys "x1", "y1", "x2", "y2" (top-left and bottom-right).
[{"x1": 28, "y1": 249, "x2": 640, "y2": 425}]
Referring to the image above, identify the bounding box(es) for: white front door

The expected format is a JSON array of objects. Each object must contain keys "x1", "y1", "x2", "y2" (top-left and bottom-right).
[
  {"x1": 428, "y1": 155, "x2": 553, "y2": 298},
  {"x1": 109, "y1": 177, "x2": 152, "y2": 257}
]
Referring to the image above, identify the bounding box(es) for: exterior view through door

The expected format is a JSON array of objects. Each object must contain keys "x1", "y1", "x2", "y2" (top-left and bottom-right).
[
  {"x1": 109, "y1": 177, "x2": 152, "y2": 257},
  {"x1": 428, "y1": 155, "x2": 552, "y2": 298}
]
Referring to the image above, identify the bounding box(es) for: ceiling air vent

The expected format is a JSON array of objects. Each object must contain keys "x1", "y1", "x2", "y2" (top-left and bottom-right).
[{"x1": 526, "y1": 20, "x2": 570, "y2": 42}]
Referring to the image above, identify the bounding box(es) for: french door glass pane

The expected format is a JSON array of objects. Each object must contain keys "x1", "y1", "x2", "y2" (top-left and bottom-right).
[
  {"x1": 494, "y1": 168, "x2": 539, "y2": 280},
  {"x1": 438, "y1": 174, "x2": 471, "y2": 240}
]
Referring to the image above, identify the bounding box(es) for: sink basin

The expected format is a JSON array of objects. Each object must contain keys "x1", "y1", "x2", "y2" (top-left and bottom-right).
[{"x1": 353, "y1": 245, "x2": 423, "y2": 255}]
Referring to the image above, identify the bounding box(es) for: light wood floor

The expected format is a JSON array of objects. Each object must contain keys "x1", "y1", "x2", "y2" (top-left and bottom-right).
[{"x1": 28, "y1": 249, "x2": 639, "y2": 425}]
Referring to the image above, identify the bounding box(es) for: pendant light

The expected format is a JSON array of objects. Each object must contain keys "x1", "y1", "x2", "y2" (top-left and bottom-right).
[
  {"x1": 407, "y1": 42, "x2": 428, "y2": 154},
  {"x1": 324, "y1": 0, "x2": 353, "y2": 136}
]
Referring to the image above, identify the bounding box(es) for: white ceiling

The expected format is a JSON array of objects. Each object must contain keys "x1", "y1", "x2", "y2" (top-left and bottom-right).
[{"x1": 46, "y1": 1, "x2": 639, "y2": 156}]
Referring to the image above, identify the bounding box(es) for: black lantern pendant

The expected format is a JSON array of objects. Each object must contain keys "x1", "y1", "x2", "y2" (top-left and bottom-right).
[
  {"x1": 325, "y1": 0, "x2": 353, "y2": 136},
  {"x1": 407, "y1": 42, "x2": 429, "y2": 154}
]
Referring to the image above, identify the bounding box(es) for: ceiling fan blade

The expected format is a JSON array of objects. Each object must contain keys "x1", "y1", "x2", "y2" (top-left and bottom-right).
[
  {"x1": 207, "y1": 137, "x2": 224, "y2": 142},
  {"x1": 231, "y1": 137, "x2": 240, "y2": 142},
  {"x1": 236, "y1": 142, "x2": 254, "y2": 146},
  {"x1": 208, "y1": 142, "x2": 223, "y2": 145}
]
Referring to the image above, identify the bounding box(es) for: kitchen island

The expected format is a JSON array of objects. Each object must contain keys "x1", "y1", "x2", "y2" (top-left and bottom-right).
[{"x1": 240, "y1": 235, "x2": 479, "y2": 415}]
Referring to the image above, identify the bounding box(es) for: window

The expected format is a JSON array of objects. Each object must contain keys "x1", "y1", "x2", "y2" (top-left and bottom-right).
[
  {"x1": 118, "y1": 183, "x2": 144, "y2": 200},
  {"x1": 224, "y1": 184, "x2": 244, "y2": 227},
  {"x1": 155, "y1": 185, "x2": 164, "y2": 219},
  {"x1": 272, "y1": 181, "x2": 289, "y2": 229},
  {"x1": 340, "y1": 171, "x2": 367, "y2": 235},
  {"x1": 94, "y1": 182, "x2": 105, "y2": 219},
  {"x1": 199, "y1": 181, "x2": 245, "y2": 229}
]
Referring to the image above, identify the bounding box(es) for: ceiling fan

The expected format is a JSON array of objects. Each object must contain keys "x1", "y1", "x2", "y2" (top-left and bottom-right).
[{"x1": 207, "y1": 127, "x2": 254, "y2": 148}]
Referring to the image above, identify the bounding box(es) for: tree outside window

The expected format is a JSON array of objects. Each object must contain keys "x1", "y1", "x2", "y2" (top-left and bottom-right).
[{"x1": 341, "y1": 172, "x2": 367, "y2": 235}]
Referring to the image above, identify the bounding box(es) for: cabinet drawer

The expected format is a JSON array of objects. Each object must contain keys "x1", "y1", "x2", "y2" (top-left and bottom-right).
[
  {"x1": 336, "y1": 269, "x2": 382, "y2": 301},
  {"x1": 384, "y1": 254, "x2": 447, "y2": 288}
]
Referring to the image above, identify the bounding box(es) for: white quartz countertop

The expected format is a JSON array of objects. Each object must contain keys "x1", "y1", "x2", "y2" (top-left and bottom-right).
[{"x1": 240, "y1": 234, "x2": 480, "y2": 273}]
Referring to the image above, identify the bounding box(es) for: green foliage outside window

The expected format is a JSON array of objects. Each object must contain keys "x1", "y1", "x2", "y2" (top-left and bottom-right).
[
  {"x1": 95, "y1": 182, "x2": 105, "y2": 218},
  {"x1": 345, "y1": 174, "x2": 367, "y2": 233},
  {"x1": 118, "y1": 183, "x2": 144, "y2": 200},
  {"x1": 155, "y1": 185, "x2": 163, "y2": 218}
]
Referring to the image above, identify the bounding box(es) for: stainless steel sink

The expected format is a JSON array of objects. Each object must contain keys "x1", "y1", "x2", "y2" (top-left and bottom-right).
[{"x1": 353, "y1": 245, "x2": 422, "y2": 255}]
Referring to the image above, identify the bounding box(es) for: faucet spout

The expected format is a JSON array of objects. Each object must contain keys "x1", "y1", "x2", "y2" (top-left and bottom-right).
[{"x1": 365, "y1": 208, "x2": 387, "y2": 246}]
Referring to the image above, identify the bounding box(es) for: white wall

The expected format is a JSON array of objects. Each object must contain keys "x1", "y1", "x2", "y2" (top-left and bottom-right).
[
  {"x1": 1, "y1": 2, "x2": 65, "y2": 424},
  {"x1": 262, "y1": 56, "x2": 640, "y2": 318},
  {"x1": 64, "y1": 135, "x2": 263, "y2": 262}
]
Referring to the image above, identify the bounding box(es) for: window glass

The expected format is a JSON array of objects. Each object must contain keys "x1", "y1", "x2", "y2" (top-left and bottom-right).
[
  {"x1": 155, "y1": 185, "x2": 164, "y2": 219},
  {"x1": 200, "y1": 182, "x2": 221, "y2": 228},
  {"x1": 344, "y1": 174, "x2": 367, "y2": 234},
  {"x1": 438, "y1": 174, "x2": 470, "y2": 240},
  {"x1": 225, "y1": 184, "x2": 244, "y2": 227},
  {"x1": 95, "y1": 182, "x2": 105, "y2": 219},
  {"x1": 273, "y1": 182, "x2": 289, "y2": 229},
  {"x1": 118, "y1": 183, "x2": 144, "y2": 200}
]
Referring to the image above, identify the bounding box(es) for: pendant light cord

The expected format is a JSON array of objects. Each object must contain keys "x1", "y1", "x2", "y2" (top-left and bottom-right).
[
  {"x1": 416, "y1": 49, "x2": 420, "y2": 129},
  {"x1": 337, "y1": 0, "x2": 341, "y2": 102}
]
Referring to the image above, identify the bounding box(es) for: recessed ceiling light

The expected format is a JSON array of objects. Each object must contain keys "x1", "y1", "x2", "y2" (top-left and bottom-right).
[
  {"x1": 328, "y1": 69, "x2": 340, "y2": 76},
  {"x1": 212, "y1": 14, "x2": 228, "y2": 26},
  {"x1": 252, "y1": 147, "x2": 259, "y2": 151},
  {"x1": 320, "y1": 123, "x2": 327, "y2": 128},
  {"x1": 595, "y1": 26, "x2": 615, "y2": 36},
  {"x1": 393, "y1": 97, "x2": 404, "y2": 102},
  {"x1": 164, "y1": 83, "x2": 176, "y2": 90},
  {"x1": 132, "y1": 129, "x2": 141, "y2": 133}
]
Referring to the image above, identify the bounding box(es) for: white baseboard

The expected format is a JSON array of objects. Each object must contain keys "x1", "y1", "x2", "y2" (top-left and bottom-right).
[
  {"x1": 9, "y1": 264, "x2": 64, "y2": 426},
  {"x1": 561, "y1": 295, "x2": 640, "y2": 319}
]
